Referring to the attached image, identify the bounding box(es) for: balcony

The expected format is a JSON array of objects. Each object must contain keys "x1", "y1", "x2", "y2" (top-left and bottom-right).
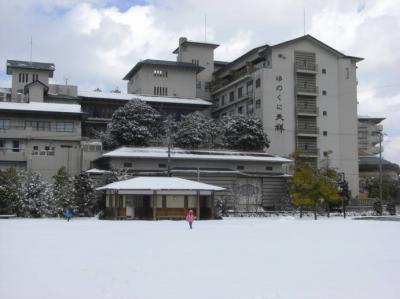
[
  {"x1": 0, "y1": 148, "x2": 27, "y2": 162},
  {"x1": 295, "y1": 63, "x2": 318, "y2": 74},
  {"x1": 296, "y1": 104, "x2": 318, "y2": 115},
  {"x1": 296, "y1": 146, "x2": 319, "y2": 157},
  {"x1": 296, "y1": 85, "x2": 319, "y2": 95},
  {"x1": 296, "y1": 126, "x2": 319, "y2": 135}
]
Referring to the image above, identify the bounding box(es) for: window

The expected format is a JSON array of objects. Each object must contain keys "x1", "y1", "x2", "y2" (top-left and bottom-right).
[
  {"x1": 214, "y1": 97, "x2": 219, "y2": 107},
  {"x1": 247, "y1": 80, "x2": 253, "y2": 94},
  {"x1": 323, "y1": 131, "x2": 328, "y2": 136},
  {"x1": 238, "y1": 87, "x2": 243, "y2": 98},
  {"x1": 221, "y1": 95, "x2": 226, "y2": 106},
  {"x1": 246, "y1": 101, "x2": 254, "y2": 115},
  {"x1": 45, "y1": 146, "x2": 50, "y2": 151},
  {"x1": 323, "y1": 111, "x2": 327, "y2": 116},
  {"x1": 158, "y1": 163, "x2": 166, "y2": 168},
  {"x1": 25, "y1": 121, "x2": 51, "y2": 131},
  {"x1": 154, "y1": 86, "x2": 168, "y2": 96},
  {"x1": 196, "y1": 80, "x2": 201, "y2": 88},
  {"x1": 0, "y1": 140, "x2": 4, "y2": 148},
  {"x1": 123, "y1": 162, "x2": 132, "y2": 168},
  {"x1": 323, "y1": 151, "x2": 329, "y2": 157},
  {"x1": 266, "y1": 166, "x2": 273, "y2": 171},
  {"x1": 256, "y1": 99, "x2": 261, "y2": 109},
  {"x1": 33, "y1": 146, "x2": 38, "y2": 150},
  {"x1": 229, "y1": 91, "x2": 234, "y2": 102},
  {"x1": 0, "y1": 119, "x2": 10, "y2": 129},
  {"x1": 153, "y1": 69, "x2": 168, "y2": 77},
  {"x1": 12, "y1": 140, "x2": 19, "y2": 152},
  {"x1": 346, "y1": 67, "x2": 349, "y2": 79},
  {"x1": 56, "y1": 121, "x2": 74, "y2": 132},
  {"x1": 19, "y1": 73, "x2": 21, "y2": 83},
  {"x1": 322, "y1": 68, "x2": 326, "y2": 74},
  {"x1": 237, "y1": 165, "x2": 244, "y2": 170},
  {"x1": 61, "y1": 145, "x2": 72, "y2": 148},
  {"x1": 205, "y1": 82, "x2": 211, "y2": 91},
  {"x1": 191, "y1": 59, "x2": 199, "y2": 65},
  {"x1": 255, "y1": 78, "x2": 261, "y2": 88},
  {"x1": 238, "y1": 106, "x2": 243, "y2": 114},
  {"x1": 322, "y1": 90, "x2": 327, "y2": 95}
]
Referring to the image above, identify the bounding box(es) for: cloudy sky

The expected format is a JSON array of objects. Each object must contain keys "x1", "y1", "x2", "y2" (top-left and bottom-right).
[{"x1": 0, "y1": 0, "x2": 399, "y2": 163}]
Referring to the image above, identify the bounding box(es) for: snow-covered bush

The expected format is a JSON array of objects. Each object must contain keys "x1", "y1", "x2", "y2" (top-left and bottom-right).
[
  {"x1": 103, "y1": 99, "x2": 162, "y2": 147},
  {"x1": 0, "y1": 167, "x2": 20, "y2": 214},
  {"x1": 173, "y1": 112, "x2": 220, "y2": 149},
  {"x1": 373, "y1": 200, "x2": 383, "y2": 216},
  {"x1": 18, "y1": 171, "x2": 55, "y2": 217},
  {"x1": 220, "y1": 115, "x2": 270, "y2": 151},
  {"x1": 52, "y1": 167, "x2": 75, "y2": 215},
  {"x1": 72, "y1": 172, "x2": 95, "y2": 216}
]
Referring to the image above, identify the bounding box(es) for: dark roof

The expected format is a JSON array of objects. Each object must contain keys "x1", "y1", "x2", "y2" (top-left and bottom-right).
[
  {"x1": 359, "y1": 156, "x2": 394, "y2": 166},
  {"x1": 214, "y1": 60, "x2": 230, "y2": 65},
  {"x1": 123, "y1": 59, "x2": 204, "y2": 80},
  {"x1": 358, "y1": 116, "x2": 385, "y2": 123},
  {"x1": 214, "y1": 34, "x2": 363, "y2": 76},
  {"x1": 24, "y1": 80, "x2": 49, "y2": 93},
  {"x1": 359, "y1": 156, "x2": 399, "y2": 173},
  {"x1": 7, "y1": 60, "x2": 55, "y2": 77},
  {"x1": 172, "y1": 41, "x2": 219, "y2": 54},
  {"x1": 273, "y1": 35, "x2": 364, "y2": 62}
]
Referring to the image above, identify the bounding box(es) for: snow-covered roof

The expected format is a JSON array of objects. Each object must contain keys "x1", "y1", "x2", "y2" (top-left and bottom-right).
[
  {"x1": 86, "y1": 168, "x2": 112, "y2": 174},
  {"x1": 0, "y1": 102, "x2": 82, "y2": 114},
  {"x1": 78, "y1": 91, "x2": 212, "y2": 106},
  {"x1": 97, "y1": 176, "x2": 225, "y2": 191},
  {"x1": 102, "y1": 147, "x2": 292, "y2": 163}
]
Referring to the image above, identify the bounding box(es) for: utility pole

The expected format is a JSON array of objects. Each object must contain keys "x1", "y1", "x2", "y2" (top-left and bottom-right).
[{"x1": 378, "y1": 130, "x2": 383, "y2": 209}]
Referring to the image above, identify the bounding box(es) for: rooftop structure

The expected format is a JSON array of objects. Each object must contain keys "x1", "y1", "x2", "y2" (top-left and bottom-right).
[{"x1": 6, "y1": 60, "x2": 55, "y2": 77}]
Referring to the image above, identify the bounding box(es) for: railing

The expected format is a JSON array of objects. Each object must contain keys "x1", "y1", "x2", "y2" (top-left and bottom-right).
[
  {"x1": 0, "y1": 125, "x2": 77, "y2": 133},
  {"x1": 296, "y1": 126, "x2": 319, "y2": 135},
  {"x1": 296, "y1": 146, "x2": 319, "y2": 155},
  {"x1": 295, "y1": 63, "x2": 318, "y2": 72},
  {"x1": 296, "y1": 105, "x2": 318, "y2": 114},
  {"x1": 296, "y1": 85, "x2": 319, "y2": 94}
]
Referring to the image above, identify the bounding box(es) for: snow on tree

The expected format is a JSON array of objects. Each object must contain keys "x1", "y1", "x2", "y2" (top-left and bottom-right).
[
  {"x1": 72, "y1": 172, "x2": 95, "y2": 215},
  {"x1": 0, "y1": 167, "x2": 21, "y2": 214},
  {"x1": 173, "y1": 112, "x2": 220, "y2": 149},
  {"x1": 52, "y1": 167, "x2": 74, "y2": 215},
  {"x1": 18, "y1": 171, "x2": 55, "y2": 218},
  {"x1": 220, "y1": 115, "x2": 270, "y2": 151},
  {"x1": 103, "y1": 99, "x2": 162, "y2": 147}
]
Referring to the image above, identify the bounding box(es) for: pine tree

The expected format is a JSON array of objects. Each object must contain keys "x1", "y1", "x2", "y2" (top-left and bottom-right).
[
  {"x1": 174, "y1": 112, "x2": 219, "y2": 149},
  {"x1": 18, "y1": 171, "x2": 55, "y2": 217},
  {"x1": 103, "y1": 99, "x2": 162, "y2": 147},
  {"x1": 220, "y1": 115, "x2": 270, "y2": 151},
  {"x1": 52, "y1": 167, "x2": 74, "y2": 215},
  {"x1": 0, "y1": 167, "x2": 21, "y2": 214},
  {"x1": 72, "y1": 172, "x2": 95, "y2": 216}
]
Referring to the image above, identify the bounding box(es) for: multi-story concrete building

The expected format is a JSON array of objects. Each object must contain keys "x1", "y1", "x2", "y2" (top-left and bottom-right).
[
  {"x1": 358, "y1": 116, "x2": 384, "y2": 156},
  {"x1": 210, "y1": 35, "x2": 363, "y2": 197}
]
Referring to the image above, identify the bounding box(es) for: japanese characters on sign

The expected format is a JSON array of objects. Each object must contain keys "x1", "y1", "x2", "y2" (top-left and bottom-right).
[{"x1": 275, "y1": 75, "x2": 284, "y2": 133}]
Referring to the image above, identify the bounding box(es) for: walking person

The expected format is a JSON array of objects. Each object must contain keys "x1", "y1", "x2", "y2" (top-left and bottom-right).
[
  {"x1": 186, "y1": 209, "x2": 196, "y2": 229},
  {"x1": 64, "y1": 208, "x2": 73, "y2": 222}
]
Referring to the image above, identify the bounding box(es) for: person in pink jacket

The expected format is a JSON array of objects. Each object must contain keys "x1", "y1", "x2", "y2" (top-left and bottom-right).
[{"x1": 186, "y1": 209, "x2": 196, "y2": 229}]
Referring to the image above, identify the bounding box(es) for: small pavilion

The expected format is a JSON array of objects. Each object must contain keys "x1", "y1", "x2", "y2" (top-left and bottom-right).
[{"x1": 97, "y1": 176, "x2": 225, "y2": 220}]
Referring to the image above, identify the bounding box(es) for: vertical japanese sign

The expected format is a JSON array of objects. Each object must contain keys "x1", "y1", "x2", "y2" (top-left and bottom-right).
[{"x1": 275, "y1": 75, "x2": 284, "y2": 133}]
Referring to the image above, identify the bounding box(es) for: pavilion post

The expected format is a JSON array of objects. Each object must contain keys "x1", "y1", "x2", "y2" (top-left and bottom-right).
[
  {"x1": 196, "y1": 191, "x2": 200, "y2": 220},
  {"x1": 153, "y1": 191, "x2": 157, "y2": 220},
  {"x1": 210, "y1": 191, "x2": 215, "y2": 219}
]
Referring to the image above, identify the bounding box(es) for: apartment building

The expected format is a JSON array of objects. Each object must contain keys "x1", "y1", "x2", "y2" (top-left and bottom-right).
[
  {"x1": 210, "y1": 35, "x2": 362, "y2": 197},
  {"x1": 358, "y1": 116, "x2": 384, "y2": 156}
]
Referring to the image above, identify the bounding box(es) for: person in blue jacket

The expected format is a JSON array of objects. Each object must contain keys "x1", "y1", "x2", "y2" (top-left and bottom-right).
[{"x1": 64, "y1": 208, "x2": 73, "y2": 221}]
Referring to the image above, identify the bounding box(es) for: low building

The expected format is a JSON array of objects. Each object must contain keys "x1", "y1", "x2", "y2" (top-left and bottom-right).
[
  {"x1": 0, "y1": 102, "x2": 84, "y2": 180},
  {"x1": 97, "y1": 176, "x2": 225, "y2": 220},
  {"x1": 92, "y1": 147, "x2": 292, "y2": 211}
]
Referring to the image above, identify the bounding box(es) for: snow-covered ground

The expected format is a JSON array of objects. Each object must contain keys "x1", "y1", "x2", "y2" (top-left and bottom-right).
[{"x1": 1, "y1": 217, "x2": 399, "y2": 299}]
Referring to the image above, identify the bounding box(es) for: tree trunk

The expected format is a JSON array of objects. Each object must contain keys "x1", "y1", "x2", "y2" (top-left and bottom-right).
[
  {"x1": 314, "y1": 202, "x2": 317, "y2": 220},
  {"x1": 300, "y1": 206, "x2": 303, "y2": 218},
  {"x1": 326, "y1": 202, "x2": 330, "y2": 218}
]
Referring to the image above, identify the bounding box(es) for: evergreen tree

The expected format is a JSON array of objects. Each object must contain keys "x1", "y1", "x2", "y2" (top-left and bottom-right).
[
  {"x1": 0, "y1": 167, "x2": 20, "y2": 214},
  {"x1": 72, "y1": 172, "x2": 95, "y2": 215},
  {"x1": 103, "y1": 99, "x2": 162, "y2": 147},
  {"x1": 52, "y1": 167, "x2": 74, "y2": 215},
  {"x1": 18, "y1": 171, "x2": 55, "y2": 217},
  {"x1": 174, "y1": 112, "x2": 219, "y2": 149},
  {"x1": 220, "y1": 115, "x2": 269, "y2": 151}
]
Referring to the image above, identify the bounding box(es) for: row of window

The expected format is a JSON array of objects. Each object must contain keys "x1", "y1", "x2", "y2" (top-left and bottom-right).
[
  {"x1": 18, "y1": 73, "x2": 39, "y2": 83},
  {"x1": 0, "y1": 119, "x2": 74, "y2": 132},
  {"x1": 153, "y1": 69, "x2": 168, "y2": 77},
  {"x1": 154, "y1": 86, "x2": 168, "y2": 96},
  {"x1": 215, "y1": 79, "x2": 260, "y2": 107}
]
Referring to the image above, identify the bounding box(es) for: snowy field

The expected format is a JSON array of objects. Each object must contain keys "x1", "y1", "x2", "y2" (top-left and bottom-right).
[{"x1": 1, "y1": 217, "x2": 399, "y2": 299}]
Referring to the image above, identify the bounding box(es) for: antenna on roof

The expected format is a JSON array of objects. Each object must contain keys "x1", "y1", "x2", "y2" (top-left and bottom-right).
[
  {"x1": 303, "y1": 8, "x2": 306, "y2": 36},
  {"x1": 204, "y1": 14, "x2": 207, "y2": 42},
  {"x1": 30, "y1": 36, "x2": 33, "y2": 64}
]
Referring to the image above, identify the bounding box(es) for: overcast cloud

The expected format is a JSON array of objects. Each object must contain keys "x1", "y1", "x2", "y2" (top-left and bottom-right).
[{"x1": 0, "y1": 0, "x2": 399, "y2": 164}]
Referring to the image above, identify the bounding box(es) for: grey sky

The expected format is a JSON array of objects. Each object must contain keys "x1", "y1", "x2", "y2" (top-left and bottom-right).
[{"x1": 0, "y1": 0, "x2": 399, "y2": 163}]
